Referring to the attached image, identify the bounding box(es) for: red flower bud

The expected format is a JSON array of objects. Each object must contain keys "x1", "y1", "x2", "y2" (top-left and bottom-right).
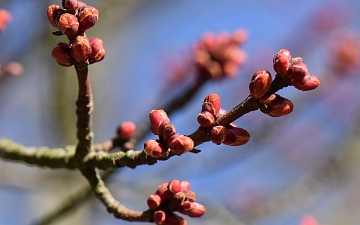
[
  {"x1": 180, "y1": 201, "x2": 205, "y2": 217},
  {"x1": 202, "y1": 93, "x2": 221, "y2": 115},
  {"x1": 266, "y1": 94, "x2": 294, "y2": 117},
  {"x1": 249, "y1": 70, "x2": 272, "y2": 99},
  {"x1": 162, "y1": 124, "x2": 176, "y2": 141},
  {"x1": 116, "y1": 121, "x2": 136, "y2": 140},
  {"x1": 78, "y1": 6, "x2": 99, "y2": 32},
  {"x1": 197, "y1": 111, "x2": 215, "y2": 127},
  {"x1": 144, "y1": 140, "x2": 165, "y2": 158},
  {"x1": 291, "y1": 74, "x2": 320, "y2": 91},
  {"x1": 170, "y1": 192, "x2": 186, "y2": 209},
  {"x1": 149, "y1": 109, "x2": 170, "y2": 136},
  {"x1": 223, "y1": 126, "x2": 250, "y2": 146},
  {"x1": 210, "y1": 125, "x2": 228, "y2": 145},
  {"x1": 168, "y1": 179, "x2": 182, "y2": 194},
  {"x1": 71, "y1": 35, "x2": 92, "y2": 62},
  {"x1": 290, "y1": 61, "x2": 308, "y2": 80},
  {"x1": 147, "y1": 194, "x2": 162, "y2": 210},
  {"x1": 46, "y1": 5, "x2": 62, "y2": 28},
  {"x1": 180, "y1": 181, "x2": 191, "y2": 192},
  {"x1": 167, "y1": 135, "x2": 194, "y2": 155},
  {"x1": 57, "y1": 13, "x2": 79, "y2": 37},
  {"x1": 89, "y1": 38, "x2": 105, "y2": 64},
  {"x1": 51, "y1": 42, "x2": 73, "y2": 67},
  {"x1": 155, "y1": 182, "x2": 169, "y2": 200},
  {"x1": 153, "y1": 210, "x2": 166, "y2": 225},
  {"x1": 273, "y1": 49, "x2": 292, "y2": 76},
  {"x1": 62, "y1": 0, "x2": 78, "y2": 12}
]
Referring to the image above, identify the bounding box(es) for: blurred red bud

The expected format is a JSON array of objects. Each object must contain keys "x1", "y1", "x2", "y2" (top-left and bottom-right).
[
  {"x1": 180, "y1": 181, "x2": 191, "y2": 192},
  {"x1": 51, "y1": 42, "x2": 73, "y2": 67},
  {"x1": 155, "y1": 182, "x2": 169, "y2": 201},
  {"x1": 164, "y1": 214, "x2": 187, "y2": 225},
  {"x1": 153, "y1": 210, "x2": 166, "y2": 225},
  {"x1": 249, "y1": 70, "x2": 272, "y2": 99},
  {"x1": 223, "y1": 126, "x2": 250, "y2": 146},
  {"x1": 116, "y1": 121, "x2": 136, "y2": 140},
  {"x1": 147, "y1": 194, "x2": 162, "y2": 210}
]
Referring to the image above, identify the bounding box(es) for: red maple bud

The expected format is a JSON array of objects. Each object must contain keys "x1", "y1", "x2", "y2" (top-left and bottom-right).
[
  {"x1": 180, "y1": 201, "x2": 206, "y2": 217},
  {"x1": 46, "y1": 5, "x2": 62, "y2": 28},
  {"x1": 170, "y1": 192, "x2": 186, "y2": 209},
  {"x1": 78, "y1": 6, "x2": 99, "y2": 33},
  {"x1": 167, "y1": 135, "x2": 194, "y2": 155},
  {"x1": 266, "y1": 94, "x2": 294, "y2": 117},
  {"x1": 89, "y1": 38, "x2": 105, "y2": 64},
  {"x1": 291, "y1": 74, "x2": 320, "y2": 91},
  {"x1": 273, "y1": 49, "x2": 292, "y2": 76},
  {"x1": 147, "y1": 194, "x2": 162, "y2": 210},
  {"x1": 162, "y1": 124, "x2": 176, "y2": 141},
  {"x1": 210, "y1": 125, "x2": 228, "y2": 145},
  {"x1": 51, "y1": 42, "x2": 73, "y2": 67},
  {"x1": 155, "y1": 182, "x2": 169, "y2": 200},
  {"x1": 116, "y1": 121, "x2": 136, "y2": 140},
  {"x1": 223, "y1": 126, "x2": 250, "y2": 146},
  {"x1": 168, "y1": 179, "x2": 182, "y2": 194},
  {"x1": 164, "y1": 214, "x2": 187, "y2": 225},
  {"x1": 149, "y1": 109, "x2": 170, "y2": 136},
  {"x1": 197, "y1": 111, "x2": 215, "y2": 127},
  {"x1": 144, "y1": 140, "x2": 165, "y2": 158},
  {"x1": 153, "y1": 210, "x2": 166, "y2": 225},
  {"x1": 249, "y1": 70, "x2": 272, "y2": 99},
  {"x1": 180, "y1": 180, "x2": 191, "y2": 192},
  {"x1": 77, "y1": 1, "x2": 87, "y2": 8},
  {"x1": 71, "y1": 35, "x2": 92, "y2": 62},
  {"x1": 202, "y1": 93, "x2": 221, "y2": 115},
  {"x1": 290, "y1": 61, "x2": 308, "y2": 80},
  {"x1": 184, "y1": 191, "x2": 196, "y2": 202},
  {"x1": 62, "y1": 0, "x2": 78, "y2": 12},
  {"x1": 57, "y1": 13, "x2": 79, "y2": 37}
]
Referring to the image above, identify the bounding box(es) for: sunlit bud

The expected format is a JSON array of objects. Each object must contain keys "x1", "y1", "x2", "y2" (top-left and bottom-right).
[
  {"x1": 168, "y1": 179, "x2": 182, "y2": 194},
  {"x1": 78, "y1": 6, "x2": 99, "y2": 32},
  {"x1": 144, "y1": 140, "x2": 165, "y2": 158},
  {"x1": 162, "y1": 124, "x2": 176, "y2": 141},
  {"x1": 197, "y1": 111, "x2": 215, "y2": 127},
  {"x1": 71, "y1": 35, "x2": 91, "y2": 62},
  {"x1": 153, "y1": 210, "x2": 166, "y2": 225},
  {"x1": 147, "y1": 194, "x2": 162, "y2": 210},
  {"x1": 290, "y1": 61, "x2": 308, "y2": 80},
  {"x1": 202, "y1": 93, "x2": 221, "y2": 115},
  {"x1": 273, "y1": 49, "x2": 292, "y2": 76},
  {"x1": 167, "y1": 135, "x2": 194, "y2": 155},
  {"x1": 184, "y1": 191, "x2": 196, "y2": 202},
  {"x1": 266, "y1": 94, "x2": 294, "y2": 117},
  {"x1": 223, "y1": 126, "x2": 250, "y2": 146},
  {"x1": 58, "y1": 13, "x2": 79, "y2": 36},
  {"x1": 51, "y1": 42, "x2": 73, "y2": 67},
  {"x1": 46, "y1": 5, "x2": 62, "y2": 28},
  {"x1": 89, "y1": 38, "x2": 105, "y2": 64},
  {"x1": 180, "y1": 181, "x2": 191, "y2": 192},
  {"x1": 210, "y1": 125, "x2": 228, "y2": 145},
  {"x1": 164, "y1": 214, "x2": 187, "y2": 225},
  {"x1": 181, "y1": 201, "x2": 206, "y2": 217},
  {"x1": 291, "y1": 74, "x2": 320, "y2": 91},
  {"x1": 249, "y1": 70, "x2": 272, "y2": 99},
  {"x1": 149, "y1": 109, "x2": 170, "y2": 136},
  {"x1": 155, "y1": 182, "x2": 169, "y2": 200},
  {"x1": 116, "y1": 121, "x2": 136, "y2": 140}
]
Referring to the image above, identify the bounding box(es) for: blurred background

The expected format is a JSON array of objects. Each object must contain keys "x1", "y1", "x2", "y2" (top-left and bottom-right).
[{"x1": 1, "y1": 0, "x2": 360, "y2": 224}]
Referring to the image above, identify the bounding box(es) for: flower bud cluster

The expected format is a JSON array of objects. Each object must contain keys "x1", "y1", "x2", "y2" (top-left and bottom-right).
[
  {"x1": 147, "y1": 180, "x2": 205, "y2": 225},
  {"x1": 47, "y1": 1, "x2": 105, "y2": 66},
  {"x1": 197, "y1": 94, "x2": 250, "y2": 146},
  {"x1": 0, "y1": 9, "x2": 11, "y2": 33},
  {"x1": 194, "y1": 29, "x2": 247, "y2": 80},
  {"x1": 144, "y1": 110, "x2": 194, "y2": 157},
  {"x1": 273, "y1": 49, "x2": 320, "y2": 91}
]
